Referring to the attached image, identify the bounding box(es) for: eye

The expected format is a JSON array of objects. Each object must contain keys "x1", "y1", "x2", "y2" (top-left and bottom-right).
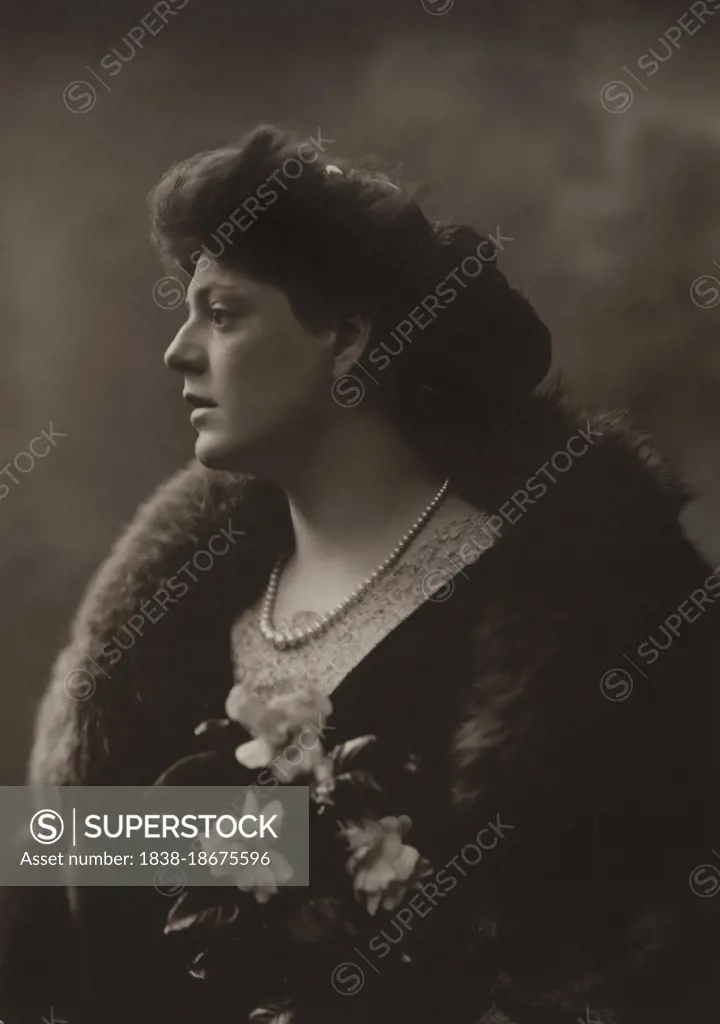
[{"x1": 210, "y1": 306, "x2": 233, "y2": 329}]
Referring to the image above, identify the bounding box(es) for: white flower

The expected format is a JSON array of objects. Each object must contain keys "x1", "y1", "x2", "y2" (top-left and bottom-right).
[
  {"x1": 342, "y1": 815, "x2": 427, "y2": 916},
  {"x1": 200, "y1": 790, "x2": 294, "y2": 903},
  {"x1": 226, "y1": 690, "x2": 332, "y2": 782}
]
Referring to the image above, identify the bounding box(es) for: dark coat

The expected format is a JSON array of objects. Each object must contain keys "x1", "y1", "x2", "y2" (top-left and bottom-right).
[{"x1": 5, "y1": 390, "x2": 720, "y2": 1023}]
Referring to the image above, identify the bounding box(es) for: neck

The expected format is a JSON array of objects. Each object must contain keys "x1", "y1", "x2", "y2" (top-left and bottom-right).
[{"x1": 274, "y1": 411, "x2": 445, "y2": 569}]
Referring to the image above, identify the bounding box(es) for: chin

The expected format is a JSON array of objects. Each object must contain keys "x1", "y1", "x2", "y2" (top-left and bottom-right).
[
  {"x1": 193, "y1": 421, "x2": 302, "y2": 476},
  {"x1": 193, "y1": 433, "x2": 250, "y2": 472},
  {"x1": 194, "y1": 428, "x2": 268, "y2": 475}
]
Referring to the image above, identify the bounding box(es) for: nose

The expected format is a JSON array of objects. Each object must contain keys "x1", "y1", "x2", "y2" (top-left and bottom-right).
[{"x1": 164, "y1": 321, "x2": 206, "y2": 374}]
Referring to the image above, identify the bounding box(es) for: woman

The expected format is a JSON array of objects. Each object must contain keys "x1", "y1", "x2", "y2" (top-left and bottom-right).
[{"x1": 7, "y1": 125, "x2": 720, "y2": 1023}]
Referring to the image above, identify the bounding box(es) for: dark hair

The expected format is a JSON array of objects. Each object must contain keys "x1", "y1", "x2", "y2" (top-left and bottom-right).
[{"x1": 149, "y1": 124, "x2": 551, "y2": 440}]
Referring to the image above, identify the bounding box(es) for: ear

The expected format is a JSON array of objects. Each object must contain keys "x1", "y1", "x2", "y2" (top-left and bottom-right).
[{"x1": 330, "y1": 314, "x2": 372, "y2": 377}]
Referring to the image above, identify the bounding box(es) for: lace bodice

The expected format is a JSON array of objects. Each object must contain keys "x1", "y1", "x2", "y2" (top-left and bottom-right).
[{"x1": 229, "y1": 505, "x2": 494, "y2": 704}]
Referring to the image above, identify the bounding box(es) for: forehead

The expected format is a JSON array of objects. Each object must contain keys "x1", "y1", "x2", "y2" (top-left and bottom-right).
[{"x1": 187, "y1": 259, "x2": 262, "y2": 300}]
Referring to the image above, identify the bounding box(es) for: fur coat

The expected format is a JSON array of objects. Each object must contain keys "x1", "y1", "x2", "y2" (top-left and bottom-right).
[{"x1": 7, "y1": 390, "x2": 720, "y2": 1023}]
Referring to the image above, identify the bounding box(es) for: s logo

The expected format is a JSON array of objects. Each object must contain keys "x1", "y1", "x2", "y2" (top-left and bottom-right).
[{"x1": 30, "y1": 809, "x2": 65, "y2": 844}]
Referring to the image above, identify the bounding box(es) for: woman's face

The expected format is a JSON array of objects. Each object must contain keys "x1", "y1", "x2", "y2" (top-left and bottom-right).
[{"x1": 164, "y1": 260, "x2": 338, "y2": 472}]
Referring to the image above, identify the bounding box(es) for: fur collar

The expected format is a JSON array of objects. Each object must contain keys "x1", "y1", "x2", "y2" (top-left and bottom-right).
[{"x1": 30, "y1": 387, "x2": 711, "y2": 803}]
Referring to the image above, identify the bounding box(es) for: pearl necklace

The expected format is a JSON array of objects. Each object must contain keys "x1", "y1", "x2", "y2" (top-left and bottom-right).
[{"x1": 260, "y1": 477, "x2": 450, "y2": 649}]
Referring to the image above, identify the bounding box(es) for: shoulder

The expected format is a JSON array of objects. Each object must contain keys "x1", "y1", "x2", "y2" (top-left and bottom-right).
[
  {"x1": 461, "y1": 383, "x2": 716, "y2": 651},
  {"x1": 467, "y1": 385, "x2": 707, "y2": 584},
  {"x1": 81, "y1": 461, "x2": 250, "y2": 623},
  {"x1": 64, "y1": 461, "x2": 288, "y2": 642},
  {"x1": 451, "y1": 386, "x2": 719, "y2": 798},
  {"x1": 28, "y1": 461, "x2": 288, "y2": 785}
]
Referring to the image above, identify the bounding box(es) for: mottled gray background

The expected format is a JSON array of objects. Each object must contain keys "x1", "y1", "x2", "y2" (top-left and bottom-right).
[{"x1": 1, "y1": 0, "x2": 719, "y2": 782}]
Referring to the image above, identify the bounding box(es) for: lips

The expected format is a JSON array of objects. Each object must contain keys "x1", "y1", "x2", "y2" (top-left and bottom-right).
[{"x1": 183, "y1": 392, "x2": 217, "y2": 410}]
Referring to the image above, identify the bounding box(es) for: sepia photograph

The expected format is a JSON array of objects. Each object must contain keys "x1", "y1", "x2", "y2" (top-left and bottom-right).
[{"x1": 1, "y1": 0, "x2": 720, "y2": 1021}]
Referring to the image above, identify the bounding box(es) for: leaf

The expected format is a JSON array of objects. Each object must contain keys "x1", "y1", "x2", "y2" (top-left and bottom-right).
[
  {"x1": 164, "y1": 888, "x2": 243, "y2": 935},
  {"x1": 165, "y1": 901, "x2": 242, "y2": 934},
  {"x1": 194, "y1": 718, "x2": 233, "y2": 736},
  {"x1": 335, "y1": 769, "x2": 382, "y2": 793},
  {"x1": 188, "y1": 949, "x2": 208, "y2": 980},
  {"x1": 329, "y1": 770, "x2": 385, "y2": 821},
  {"x1": 288, "y1": 897, "x2": 344, "y2": 943},
  {"x1": 248, "y1": 1000, "x2": 295, "y2": 1023},
  {"x1": 151, "y1": 750, "x2": 228, "y2": 787},
  {"x1": 331, "y1": 734, "x2": 378, "y2": 770}
]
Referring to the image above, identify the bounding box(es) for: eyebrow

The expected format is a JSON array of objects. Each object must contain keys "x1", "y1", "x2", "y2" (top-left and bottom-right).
[{"x1": 185, "y1": 283, "x2": 251, "y2": 310}]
